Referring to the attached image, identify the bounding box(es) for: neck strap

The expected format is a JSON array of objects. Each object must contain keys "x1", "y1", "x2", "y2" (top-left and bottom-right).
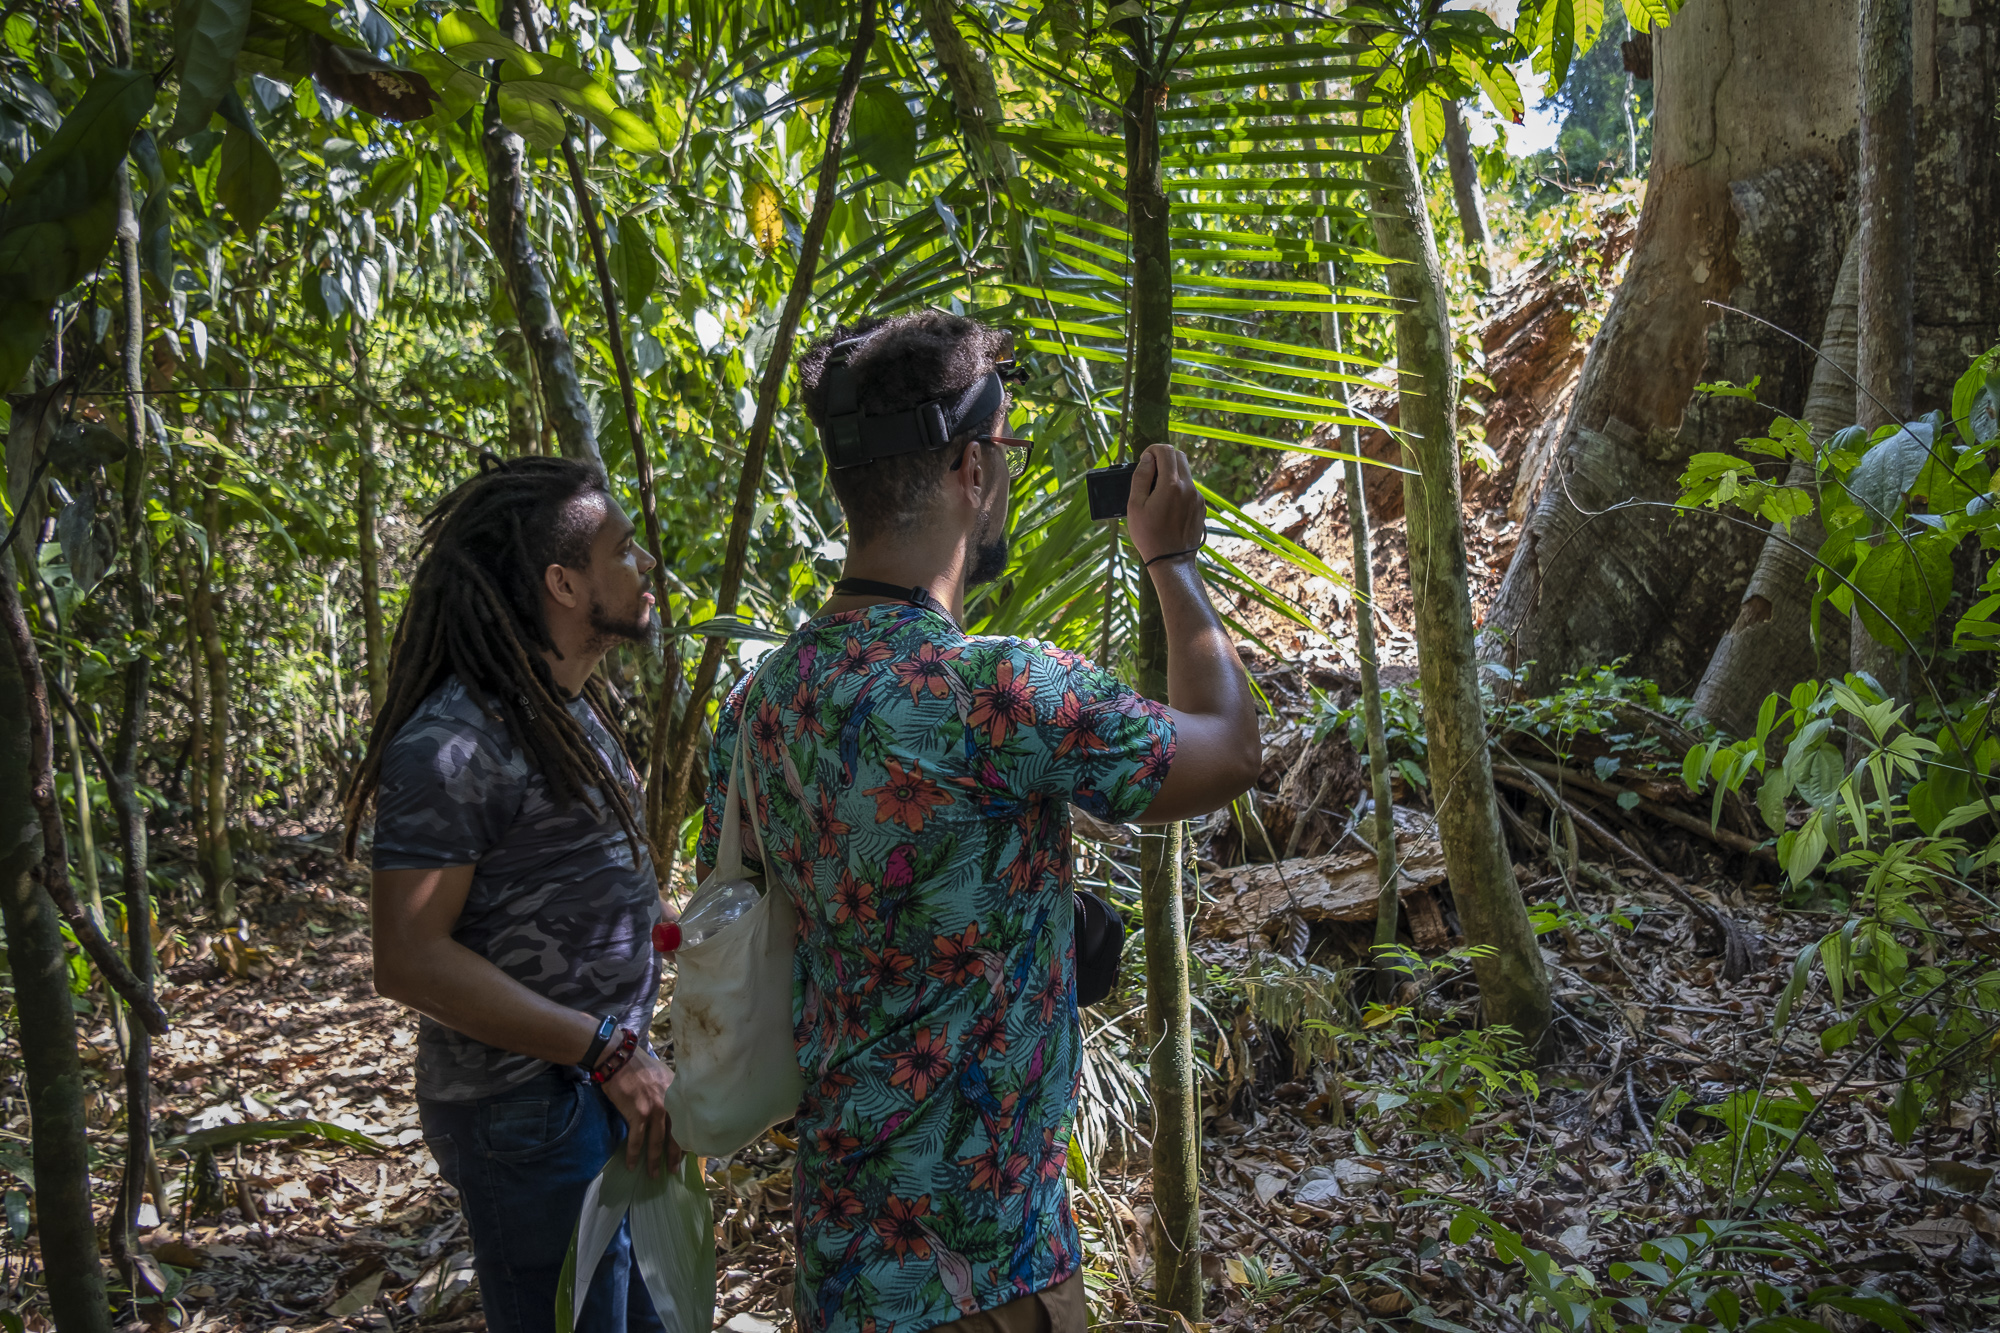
[{"x1": 833, "y1": 577, "x2": 955, "y2": 624}]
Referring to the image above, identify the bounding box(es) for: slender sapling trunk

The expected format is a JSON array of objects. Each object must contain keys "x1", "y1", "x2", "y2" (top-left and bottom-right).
[
  {"x1": 1366, "y1": 115, "x2": 1551, "y2": 1051},
  {"x1": 655, "y1": 0, "x2": 878, "y2": 880}
]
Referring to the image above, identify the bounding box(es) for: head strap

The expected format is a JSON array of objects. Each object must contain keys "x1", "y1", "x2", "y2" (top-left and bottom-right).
[{"x1": 820, "y1": 339, "x2": 1024, "y2": 471}]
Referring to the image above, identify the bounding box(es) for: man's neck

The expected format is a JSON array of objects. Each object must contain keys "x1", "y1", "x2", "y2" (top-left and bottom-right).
[
  {"x1": 830, "y1": 534, "x2": 970, "y2": 622},
  {"x1": 540, "y1": 640, "x2": 606, "y2": 697}
]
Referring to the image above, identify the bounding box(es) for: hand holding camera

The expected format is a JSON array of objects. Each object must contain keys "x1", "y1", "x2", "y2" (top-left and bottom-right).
[{"x1": 1098, "y1": 444, "x2": 1206, "y2": 568}]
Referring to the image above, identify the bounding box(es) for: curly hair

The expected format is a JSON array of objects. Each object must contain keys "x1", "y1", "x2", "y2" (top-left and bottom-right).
[
  {"x1": 340, "y1": 454, "x2": 645, "y2": 860},
  {"x1": 797, "y1": 308, "x2": 1013, "y2": 546}
]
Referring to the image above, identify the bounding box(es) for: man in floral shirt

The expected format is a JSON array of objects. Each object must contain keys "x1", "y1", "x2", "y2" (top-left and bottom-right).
[{"x1": 695, "y1": 310, "x2": 1259, "y2": 1333}]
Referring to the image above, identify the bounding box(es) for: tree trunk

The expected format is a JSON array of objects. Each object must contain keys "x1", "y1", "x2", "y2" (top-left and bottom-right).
[
  {"x1": 1441, "y1": 101, "x2": 1492, "y2": 290},
  {"x1": 350, "y1": 335, "x2": 387, "y2": 714},
  {"x1": 1122, "y1": 22, "x2": 1201, "y2": 1319},
  {"x1": 497, "y1": 327, "x2": 540, "y2": 456},
  {"x1": 1478, "y1": 0, "x2": 1862, "y2": 690},
  {"x1": 483, "y1": 0, "x2": 599, "y2": 470},
  {"x1": 1368, "y1": 116, "x2": 1551, "y2": 1051},
  {"x1": 1690, "y1": 243, "x2": 1859, "y2": 736},
  {"x1": 0, "y1": 556, "x2": 112, "y2": 1333},
  {"x1": 1481, "y1": 1, "x2": 2000, "y2": 692},
  {"x1": 62, "y1": 694, "x2": 127, "y2": 1057},
  {"x1": 196, "y1": 458, "x2": 235, "y2": 919},
  {"x1": 111, "y1": 94, "x2": 160, "y2": 1283},
  {"x1": 1311, "y1": 152, "x2": 1400, "y2": 980},
  {"x1": 1852, "y1": 0, "x2": 1917, "y2": 698},
  {"x1": 655, "y1": 2, "x2": 878, "y2": 878},
  {"x1": 914, "y1": 0, "x2": 1028, "y2": 285}
]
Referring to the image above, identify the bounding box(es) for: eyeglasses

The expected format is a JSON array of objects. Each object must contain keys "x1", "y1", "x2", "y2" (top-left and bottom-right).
[{"x1": 956, "y1": 435, "x2": 1036, "y2": 480}]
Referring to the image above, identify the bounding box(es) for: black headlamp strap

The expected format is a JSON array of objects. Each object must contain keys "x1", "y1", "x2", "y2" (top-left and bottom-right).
[{"x1": 821, "y1": 353, "x2": 1009, "y2": 471}]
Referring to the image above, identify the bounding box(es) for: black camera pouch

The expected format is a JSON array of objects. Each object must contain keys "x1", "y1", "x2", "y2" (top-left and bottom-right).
[{"x1": 1073, "y1": 889, "x2": 1126, "y2": 1007}]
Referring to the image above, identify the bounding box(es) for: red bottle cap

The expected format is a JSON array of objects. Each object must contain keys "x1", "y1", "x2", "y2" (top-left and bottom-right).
[{"x1": 653, "y1": 921, "x2": 682, "y2": 953}]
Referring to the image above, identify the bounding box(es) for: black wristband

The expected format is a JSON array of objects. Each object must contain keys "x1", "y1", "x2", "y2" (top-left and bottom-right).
[
  {"x1": 579, "y1": 1012, "x2": 618, "y2": 1070},
  {"x1": 1144, "y1": 545, "x2": 1202, "y2": 568}
]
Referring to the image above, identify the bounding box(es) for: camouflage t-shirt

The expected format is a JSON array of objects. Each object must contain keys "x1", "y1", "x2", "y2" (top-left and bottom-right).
[{"x1": 372, "y1": 675, "x2": 661, "y2": 1103}]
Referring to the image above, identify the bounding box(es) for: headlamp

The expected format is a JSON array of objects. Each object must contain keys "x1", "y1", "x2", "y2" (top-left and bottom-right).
[{"x1": 820, "y1": 337, "x2": 1027, "y2": 470}]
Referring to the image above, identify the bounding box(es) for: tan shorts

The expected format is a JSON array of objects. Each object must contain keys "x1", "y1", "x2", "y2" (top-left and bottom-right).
[{"x1": 923, "y1": 1271, "x2": 1086, "y2": 1333}]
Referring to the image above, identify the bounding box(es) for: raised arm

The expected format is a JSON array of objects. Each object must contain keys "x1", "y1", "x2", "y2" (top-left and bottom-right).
[{"x1": 1123, "y1": 443, "x2": 1262, "y2": 822}]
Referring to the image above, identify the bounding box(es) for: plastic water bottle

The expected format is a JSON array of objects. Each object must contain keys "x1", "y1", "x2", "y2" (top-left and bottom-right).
[{"x1": 653, "y1": 878, "x2": 761, "y2": 953}]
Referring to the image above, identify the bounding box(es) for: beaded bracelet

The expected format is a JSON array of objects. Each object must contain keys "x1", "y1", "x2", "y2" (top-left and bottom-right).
[{"x1": 590, "y1": 1028, "x2": 639, "y2": 1086}]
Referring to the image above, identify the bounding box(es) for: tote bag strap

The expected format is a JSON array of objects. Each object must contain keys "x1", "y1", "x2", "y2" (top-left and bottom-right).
[{"x1": 738, "y1": 673, "x2": 770, "y2": 870}]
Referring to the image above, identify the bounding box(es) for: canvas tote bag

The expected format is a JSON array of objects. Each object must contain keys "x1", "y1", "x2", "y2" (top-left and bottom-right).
[{"x1": 661, "y1": 689, "x2": 805, "y2": 1157}]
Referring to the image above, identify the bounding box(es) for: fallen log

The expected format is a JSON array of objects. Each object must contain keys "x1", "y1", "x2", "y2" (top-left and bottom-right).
[{"x1": 1200, "y1": 807, "x2": 1453, "y2": 950}]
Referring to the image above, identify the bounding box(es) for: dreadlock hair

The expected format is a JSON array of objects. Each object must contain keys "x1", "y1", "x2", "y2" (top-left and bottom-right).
[
  {"x1": 797, "y1": 308, "x2": 1013, "y2": 546},
  {"x1": 341, "y1": 453, "x2": 648, "y2": 863}
]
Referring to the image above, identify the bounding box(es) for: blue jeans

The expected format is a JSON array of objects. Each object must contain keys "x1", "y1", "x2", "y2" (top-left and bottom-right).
[{"x1": 420, "y1": 1068, "x2": 665, "y2": 1333}]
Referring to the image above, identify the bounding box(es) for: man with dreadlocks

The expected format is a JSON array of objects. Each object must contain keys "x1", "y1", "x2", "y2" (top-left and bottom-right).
[
  {"x1": 694, "y1": 310, "x2": 1261, "y2": 1333},
  {"x1": 343, "y1": 455, "x2": 671, "y2": 1333}
]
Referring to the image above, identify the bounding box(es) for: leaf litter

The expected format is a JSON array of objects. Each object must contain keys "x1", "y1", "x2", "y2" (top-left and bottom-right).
[{"x1": 3, "y1": 757, "x2": 1994, "y2": 1333}]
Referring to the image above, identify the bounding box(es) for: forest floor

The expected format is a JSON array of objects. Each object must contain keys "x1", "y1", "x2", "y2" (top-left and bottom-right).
[{"x1": 40, "y1": 815, "x2": 1996, "y2": 1333}]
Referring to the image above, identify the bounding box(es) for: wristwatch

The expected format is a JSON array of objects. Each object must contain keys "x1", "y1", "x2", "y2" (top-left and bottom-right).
[{"x1": 579, "y1": 1012, "x2": 618, "y2": 1071}]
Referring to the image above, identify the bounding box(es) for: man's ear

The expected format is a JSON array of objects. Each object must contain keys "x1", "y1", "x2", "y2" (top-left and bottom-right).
[
  {"x1": 544, "y1": 562, "x2": 582, "y2": 610},
  {"x1": 958, "y1": 439, "x2": 1000, "y2": 507}
]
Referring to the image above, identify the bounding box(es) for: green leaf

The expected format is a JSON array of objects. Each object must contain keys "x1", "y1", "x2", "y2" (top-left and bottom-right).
[
  {"x1": 489, "y1": 49, "x2": 659, "y2": 153},
  {"x1": 1621, "y1": 0, "x2": 1681, "y2": 33},
  {"x1": 1851, "y1": 533, "x2": 1954, "y2": 649},
  {"x1": 416, "y1": 153, "x2": 446, "y2": 230},
  {"x1": 561, "y1": 1153, "x2": 713, "y2": 1333},
  {"x1": 612, "y1": 219, "x2": 659, "y2": 307},
  {"x1": 161, "y1": 1117, "x2": 388, "y2": 1155},
  {"x1": 435, "y1": 8, "x2": 526, "y2": 61},
  {"x1": 1887, "y1": 1078, "x2": 1922, "y2": 1144},
  {"x1": 217, "y1": 117, "x2": 282, "y2": 231},
  {"x1": 849, "y1": 84, "x2": 917, "y2": 184},
  {"x1": 1782, "y1": 811, "x2": 1826, "y2": 885},
  {"x1": 170, "y1": 0, "x2": 253, "y2": 143},
  {"x1": 0, "y1": 66, "x2": 154, "y2": 392},
  {"x1": 251, "y1": 0, "x2": 355, "y2": 44},
  {"x1": 1847, "y1": 421, "x2": 1935, "y2": 524}
]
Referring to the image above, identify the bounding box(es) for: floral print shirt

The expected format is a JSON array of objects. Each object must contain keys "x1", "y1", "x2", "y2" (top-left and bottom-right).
[{"x1": 696, "y1": 601, "x2": 1175, "y2": 1333}]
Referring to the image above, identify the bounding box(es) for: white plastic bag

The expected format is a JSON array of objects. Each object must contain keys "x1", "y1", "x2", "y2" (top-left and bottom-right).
[
  {"x1": 556, "y1": 1151, "x2": 713, "y2": 1333},
  {"x1": 660, "y1": 702, "x2": 805, "y2": 1157}
]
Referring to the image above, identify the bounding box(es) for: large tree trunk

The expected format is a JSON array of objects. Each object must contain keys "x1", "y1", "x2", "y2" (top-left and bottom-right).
[
  {"x1": 1690, "y1": 244, "x2": 1859, "y2": 735},
  {"x1": 1368, "y1": 117, "x2": 1551, "y2": 1051},
  {"x1": 1851, "y1": 0, "x2": 1918, "y2": 698},
  {"x1": 483, "y1": 0, "x2": 599, "y2": 470},
  {"x1": 1, "y1": 557, "x2": 112, "y2": 1333},
  {"x1": 1123, "y1": 25, "x2": 1201, "y2": 1320},
  {"x1": 1478, "y1": 0, "x2": 1860, "y2": 690},
  {"x1": 1441, "y1": 101, "x2": 1493, "y2": 291},
  {"x1": 1482, "y1": 0, "x2": 2000, "y2": 692}
]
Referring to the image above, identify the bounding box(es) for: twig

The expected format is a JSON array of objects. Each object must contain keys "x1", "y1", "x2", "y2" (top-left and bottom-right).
[
  {"x1": 1503, "y1": 771, "x2": 1758, "y2": 980},
  {"x1": 1733, "y1": 971, "x2": 1961, "y2": 1217},
  {"x1": 1205, "y1": 1187, "x2": 1325, "y2": 1282},
  {"x1": 1625, "y1": 1067, "x2": 1656, "y2": 1154},
  {"x1": 1493, "y1": 787, "x2": 1649, "y2": 995},
  {"x1": 1506, "y1": 755, "x2": 1777, "y2": 863}
]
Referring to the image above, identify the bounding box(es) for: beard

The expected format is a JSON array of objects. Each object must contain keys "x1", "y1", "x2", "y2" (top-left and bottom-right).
[
  {"x1": 588, "y1": 595, "x2": 653, "y2": 649},
  {"x1": 966, "y1": 508, "x2": 1010, "y2": 588}
]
